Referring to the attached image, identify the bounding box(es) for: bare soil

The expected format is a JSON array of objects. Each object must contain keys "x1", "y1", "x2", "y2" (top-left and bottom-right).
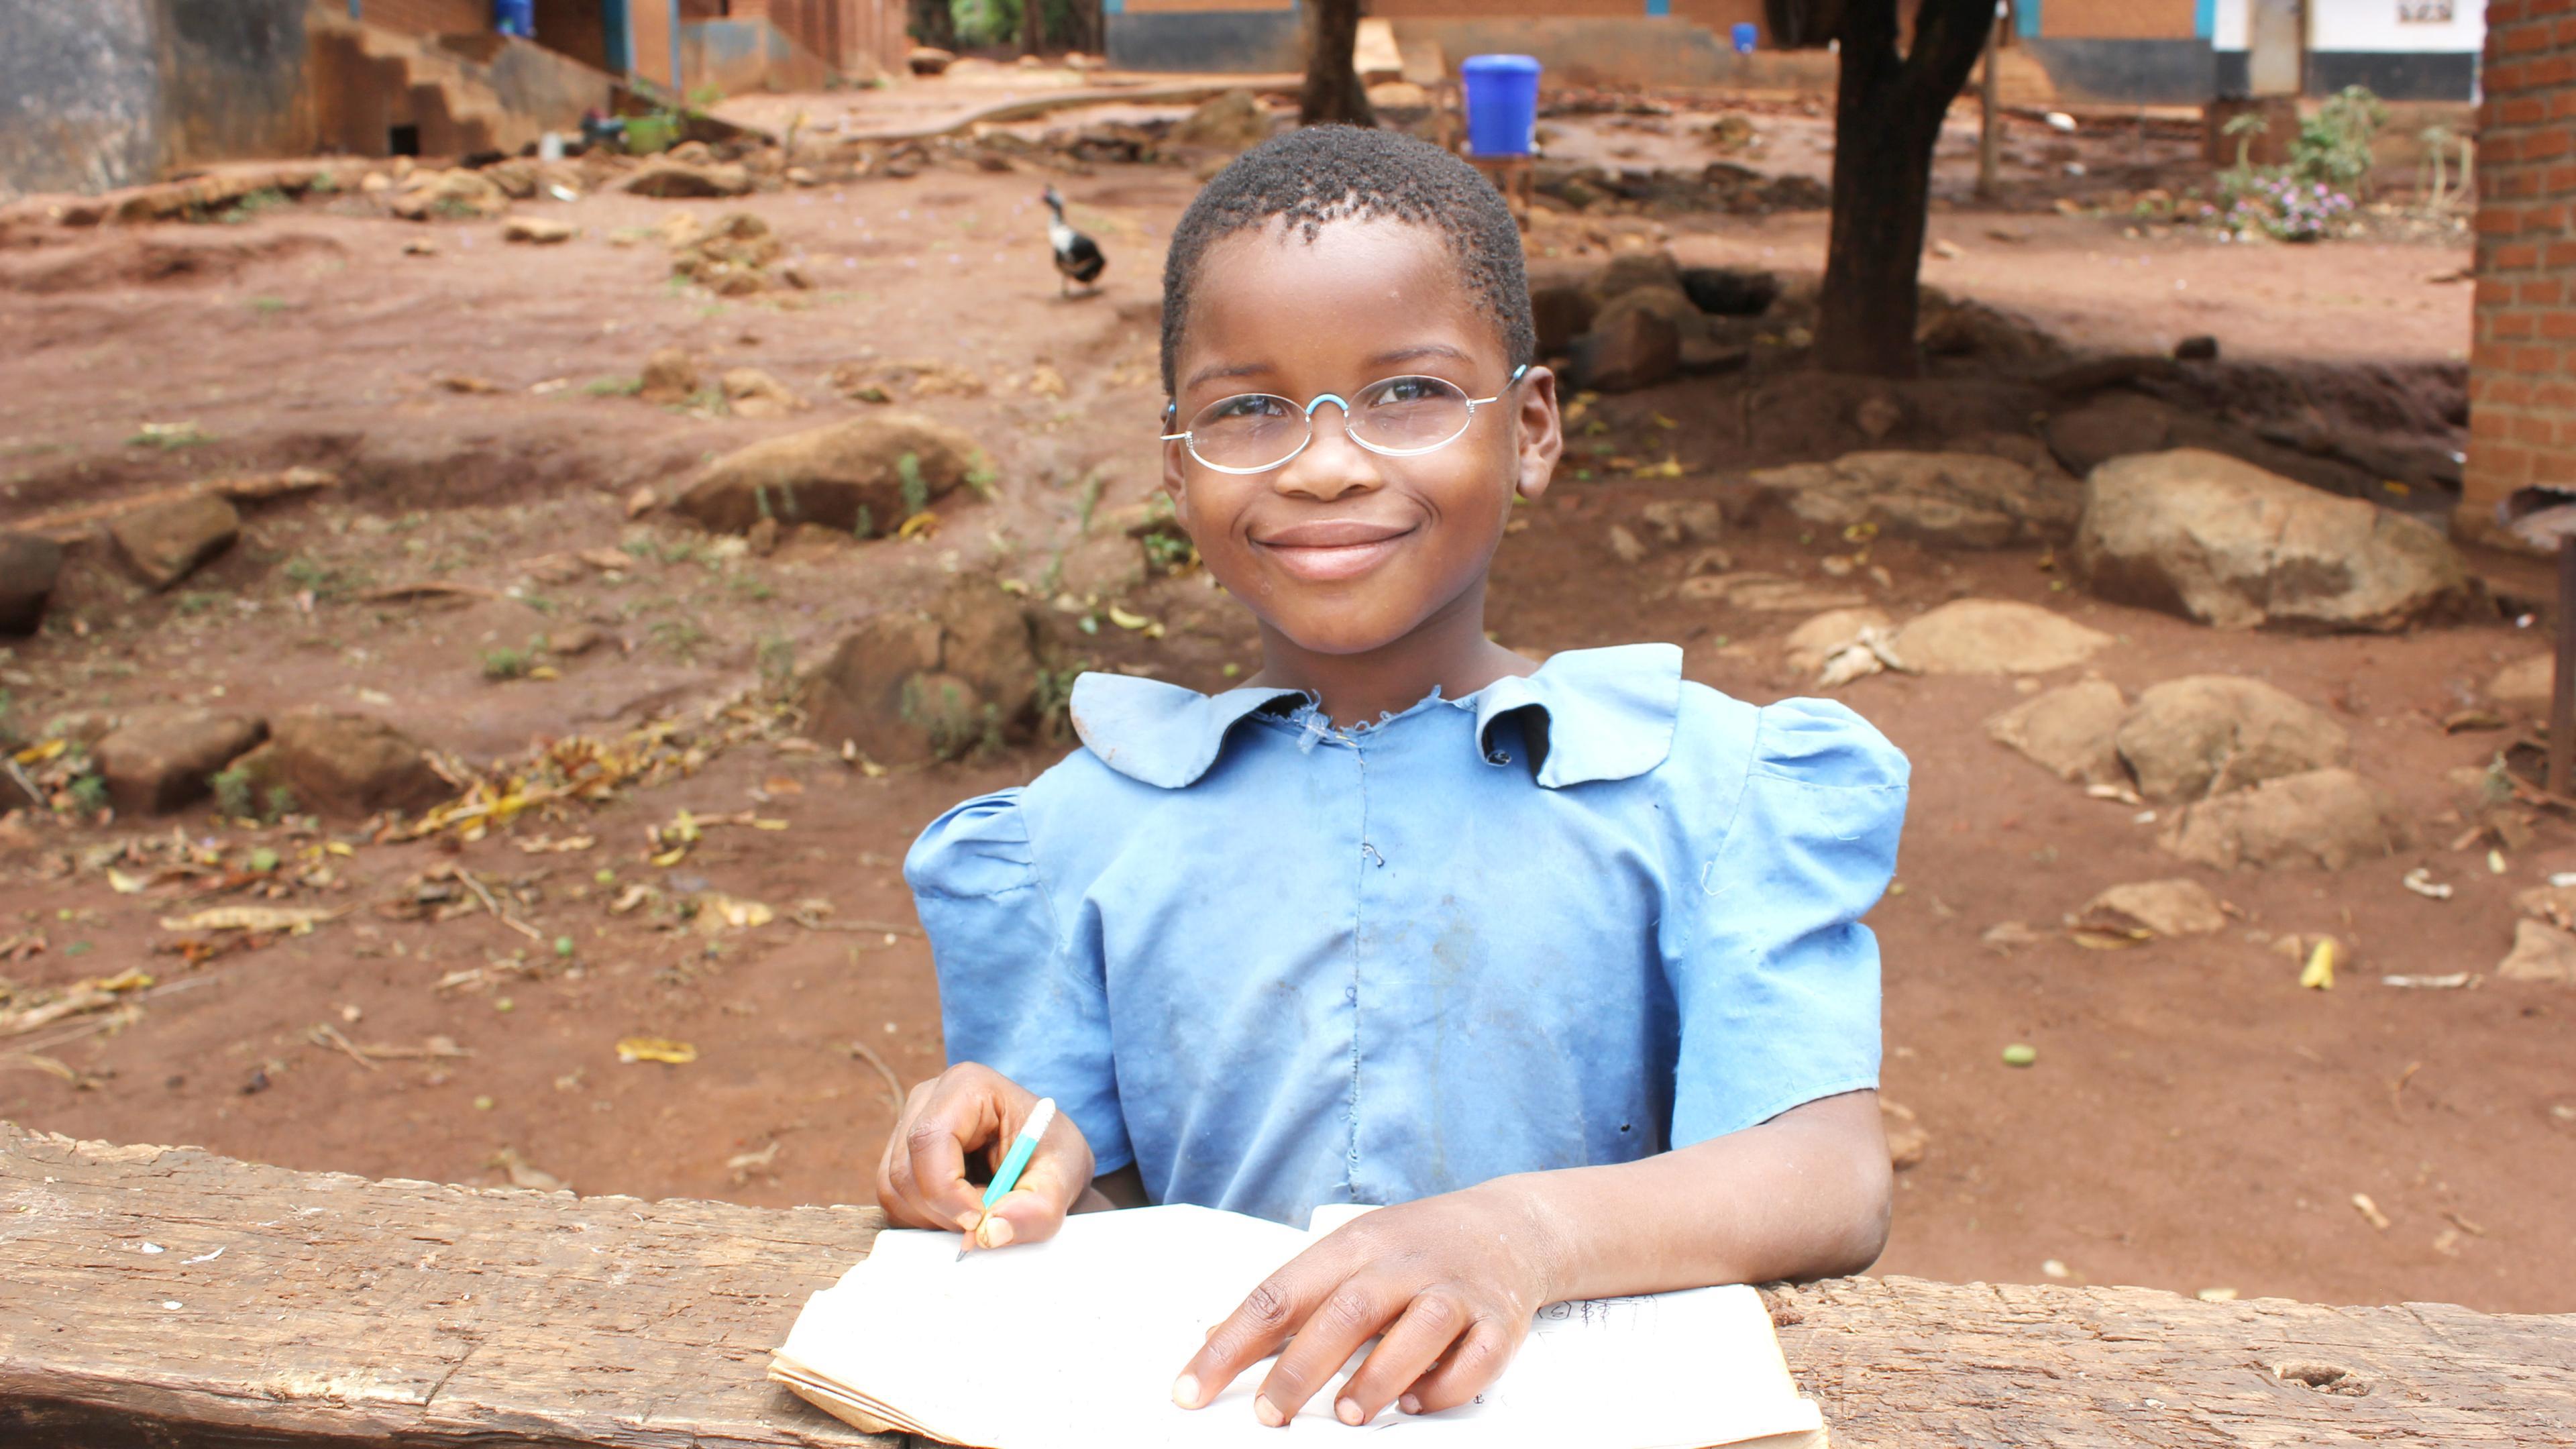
[{"x1": 3, "y1": 90, "x2": 2567, "y2": 1318}]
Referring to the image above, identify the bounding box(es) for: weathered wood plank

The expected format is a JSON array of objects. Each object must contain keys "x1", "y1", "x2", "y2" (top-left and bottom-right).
[{"x1": 5, "y1": 1121, "x2": 2573, "y2": 1448}]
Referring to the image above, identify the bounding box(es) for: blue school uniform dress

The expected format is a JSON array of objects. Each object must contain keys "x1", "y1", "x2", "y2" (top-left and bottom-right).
[{"x1": 904, "y1": 644, "x2": 1908, "y2": 1228}]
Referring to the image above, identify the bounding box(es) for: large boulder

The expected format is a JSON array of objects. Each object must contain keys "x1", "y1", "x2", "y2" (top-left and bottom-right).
[
  {"x1": 111, "y1": 492, "x2": 239, "y2": 590},
  {"x1": 624, "y1": 161, "x2": 755, "y2": 199},
  {"x1": 2112, "y1": 675, "x2": 2349, "y2": 804},
  {"x1": 1170, "y1": 89, "x2": 1271, "y2": 151},
  {"x1": 678, "y1": 411, "x2": 983, "y2": 536},
  {"x1": 2157, "y1": 767, "x2": 2406, "y2": 870},
  {"x1": 1581, "y1": 250, "x2": 1683, "y2": 309},
  {"x1": 1888, "y1": 599, "x2": 2111, "y2": 676},
  {"x1": 388, "y1": 168, "x2": 509, "y2": 221},
  {"x1": 0, "y1": 532, "x2": 64, "y2": 635},
  {"x1": 91, "y1": 708, "x2": 267, "y2": 816},
  {"x1": 1593, "y1": 286, "x2": 1736, "y2": 374},
  {"x1": 2072, "y1": 449, "x2": 2471, "y2": 631},
  {"x1": 1985, "y1": 678, "x2": 2127, "y2": 786},
  {"x1": 1566, "y1": 305, "x2": 1678, "y2": 393},
  {"x1": 1746, "y1": 451, "x2": 2080, "y2": 549},
  {"x1": 230, "y1": 711, "x2": 450, "y2": 818},
  {"x1": 799, "y1": 583, "x2": 1041, "y2": 764}
]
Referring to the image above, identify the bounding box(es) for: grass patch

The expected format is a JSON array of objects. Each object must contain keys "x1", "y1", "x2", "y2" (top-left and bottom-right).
[
  {"x1": 481, "y1": 647, "x2": 531, "y2": 681},
  {"x1": 583, "y1": 376, "x2": 644, "y2": 397}
]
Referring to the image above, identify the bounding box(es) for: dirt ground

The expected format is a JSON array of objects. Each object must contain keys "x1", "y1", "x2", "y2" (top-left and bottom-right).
[{"x1": 3, "y1": 83, "x2": 2568, "y2": 1320}]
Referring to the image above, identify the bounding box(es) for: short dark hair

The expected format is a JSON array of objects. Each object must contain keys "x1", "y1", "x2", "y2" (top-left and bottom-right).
[{"x1": 1159, "y1": 125, "x2": 1536, "y2": 398}]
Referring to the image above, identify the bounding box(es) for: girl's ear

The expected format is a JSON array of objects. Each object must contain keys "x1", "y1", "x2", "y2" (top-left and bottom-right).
[
  {"x1": 1159, "y1": 425, "x2": 1189, "y2": 523},
  {"x1": 1511, "y1": 364, "x2": 1564, "y2": 504}
]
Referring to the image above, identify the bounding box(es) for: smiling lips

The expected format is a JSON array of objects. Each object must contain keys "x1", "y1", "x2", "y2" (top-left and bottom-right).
[{"x1": 1250, "y1": 519, "x2": 1417, "y2": 581}]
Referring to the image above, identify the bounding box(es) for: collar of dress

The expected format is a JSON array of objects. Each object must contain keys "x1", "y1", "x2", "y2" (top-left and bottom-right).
[{"x1": 1065, "y1": 643, "x2": 1683, "y2": 790}]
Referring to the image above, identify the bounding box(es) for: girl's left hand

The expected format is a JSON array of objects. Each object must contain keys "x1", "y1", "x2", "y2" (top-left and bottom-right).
[{"x1": 1170, "y1": 1185, "x2": 1562, "y2": 1428}]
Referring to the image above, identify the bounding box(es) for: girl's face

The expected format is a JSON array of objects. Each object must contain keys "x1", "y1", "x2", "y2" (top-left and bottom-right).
[{"x1": 1161, "y1": 219, "x2": 1562, "y2": 659}]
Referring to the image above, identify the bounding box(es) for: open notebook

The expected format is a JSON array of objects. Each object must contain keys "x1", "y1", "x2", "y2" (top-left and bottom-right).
[{"x1": 770, "y1": 1203, "x2": 1826, "y2": 1449}]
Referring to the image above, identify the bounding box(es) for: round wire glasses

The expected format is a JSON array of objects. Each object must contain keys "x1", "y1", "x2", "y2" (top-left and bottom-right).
[{"x1": 1161, "y1": 366, "x2": 1529, "y2": 475}]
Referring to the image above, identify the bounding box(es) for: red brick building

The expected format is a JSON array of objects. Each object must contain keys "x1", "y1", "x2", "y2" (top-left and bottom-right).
[{"x1": 2462, "y1": 0, "x2": 2576, "y2": 543}]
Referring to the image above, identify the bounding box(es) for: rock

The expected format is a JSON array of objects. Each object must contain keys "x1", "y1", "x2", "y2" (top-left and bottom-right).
[
  {"x1": 1582, "y1": 250, "x2": 1684, "y2": 308},
  {"x1": 2045, "y1": 392, "x2": 2177, "y2": 476},
  {"x1": 625, "y1": 162, "x2": 755, "y2": 199},
  {"x1": 2496, "y1": 918, "x2": 2576, "y2": 983},
  {"x1": 800, "y1": 583, "x2": 1040, "y2": 763},
  {"x1": 1638, "y1": 499, "x2": 1723, "y2": 545},
  {"x1": 678, "y1": 411, "x2": 983, "y2": 537},
  {"x1": 1605, "y1": 523, "x2": 1649, "y2": 566},
  {"x1": 1854, "y1": 394, "x2": 1902, "y2": 441},
  {"x1": 1567, "y1": 305, "x2": 1678, "y2": 393},
  {"x1": 1881, "y1": 1100, "x2": 1927, "y2": 1171},
  {"x1": 908, "y1": 45, "x2": 955, "y2": 74},
  {"x1": 2076, "y1": 879, "x2": 2226, "y2": 938},
  {"x1": 2073, "y1": 449, "x2": 2471, "y2": 631},
  {"x1": 2113, "y1": 676, "x2": 2349, "y2": 804},
  {"x1": 0, "y1": 532, "x2": 64, "y2": 635},
  {"x1": 2489, "y1": 655, "x2": 2553, "y2": 710},
  {"x1": 91, "y1": 708, "x2": 267, "y2": 816},
  {"x1": 1743, "y1": 451, "x2": 2080, "y2": 549},
  {"x1": 501, "y1": 215, "x2": 574, "y2": 244},
  {"x1": 1594, "y1": 286, "x2": 1728, "y2": 373},
  {"x1": 1986, "y1": 678, "x2": 2127, "y2": 786},
  {"x1": 2175, "y1": 335, "x2": 2220, "y2": 361},
  {"x1": 111, "y1": 492, "x2": 239, "y2": 590},
  {"x1": 2156, "y1": 767, "x2": 2406, "y2": 871},
  {"x1": 1529, "y1": 278, "x2": 1597, "y2": 360},
  {"x1": 638, "y1": 346, "x2": 700, "y2": 405},
  {"x1": 1888, "y1": 599, "x2": 2111, "y2": 676},
  {"x1": 388, "y1": 168, "x2": 508, "y2": 221},
  {"x1": 1171, "y1": 89, "x2": 1271, "y2": 152},
  {"x1": 1782, "y1": 607, "x2": 1893, "y2": 677},
  {"x1": 545, "y1": 622, "x2": 606, "y2": 656},
  {"x1": 1919, "y1": 301, "x2": 2064, "y2": 368},
  {"x1": 721, "y1": 367, "x2": 805, "y2": 419},
  {"x1": 231, "y1": 711, "x2": 449, "y2": 818},
  {"x1": 1678, "y1": 265, "x2": 1780, "y2": 317}
]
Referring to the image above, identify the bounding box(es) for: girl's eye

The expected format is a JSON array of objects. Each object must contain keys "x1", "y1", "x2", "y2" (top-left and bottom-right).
[
  {"x1": 1208, "y1": 394, "x2": 1292, "y2": 423},
  {"x1": 1375, "y1": 378, "x2": 1445, "y2": 405}
]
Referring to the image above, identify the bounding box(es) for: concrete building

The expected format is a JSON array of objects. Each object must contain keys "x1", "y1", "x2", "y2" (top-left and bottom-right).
[
  {"x1": 2460, "y1": 0, "x2": 2576, "y2": 545},
  {"x1": 1108, "y1": 0, "x2": 2488, "y2": 105}
]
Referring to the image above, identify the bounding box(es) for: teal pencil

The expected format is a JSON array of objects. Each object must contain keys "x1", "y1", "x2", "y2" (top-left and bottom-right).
[{"x1": 958, "y1": 1097, "x2": 1056, "y2": 1261}]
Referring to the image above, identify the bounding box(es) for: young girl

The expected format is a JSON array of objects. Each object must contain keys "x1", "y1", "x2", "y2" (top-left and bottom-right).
[{"x1": 881, "y1": 127, "x2": 1908, "y2": 1430}]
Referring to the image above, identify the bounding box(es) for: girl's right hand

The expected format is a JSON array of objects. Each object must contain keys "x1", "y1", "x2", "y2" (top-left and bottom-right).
[{"x1": 874, "y1": 1062, "x2": 1094, "y2": 1250}]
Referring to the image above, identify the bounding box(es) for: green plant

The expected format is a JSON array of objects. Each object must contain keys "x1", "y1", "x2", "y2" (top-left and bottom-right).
[
  {"x1": 264, "y1": 786, "x2": 298, "y2": 820},
  {"x1": 897, "y1": 451, "x2": 929, "y2": 519},
  {"x1": 755, "y1": 634, "x2": 797, "y2": 696},
  {"x1": 853, "y1": 503, "x2": 875, "y2": 539},
  {"x1": 219, "y1": 188, "x2": 290, "y2": 225},
  {"x1": 1032, "y1": 663, "x2": 1085, "y2": 742},
  {"x1": 2220, "y1": 111, "x2": 2269, "y2": 180},
  {"x1": 648, "y1": 619, "x2": 710, "y2": 663},
  {"x1": 127, "y1": 422, "x2": 209, "y2": 450},
  {"x1": 1076, "y1": 470, "x2": 1108, "y2": 531},
  {"x1": 582, "y1": 375, "x2": 643, "y2": 396},
  {"x1": 249, "y1": 295, "x2": 290, "y2": 316},
  {"x1": 209, "y1": 767, "x2": 255, "y2": 820},
  {"x1": 964, "y1": 456, "x2": 999, "y2": 500},
  {"x1": 66, "y1": 775, "x2": 109, "y2": 816},
  {"x1": 282, "y1": 554, "x2": 362, "y2": 600},
  {"x1": 481, "y1": 646, "x2": 531, "y2": 680},
  {"x1": 173, "y1": 590, "x2": 222, "y2": 616},
  {"x1": 2292, "y1": 85, "x2": 2387, "y2": 195}
]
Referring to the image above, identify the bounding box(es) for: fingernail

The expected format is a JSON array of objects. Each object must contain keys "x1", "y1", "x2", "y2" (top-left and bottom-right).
[
  {"x1": 957, "y1": 1210, "x2": 983, "y2": 1231},
  {"x1": 1399, "y1": 1395, "x2": 1421, "y2": 1416},
  {"x1": 1335, "y1": 1399, "x2": 1364, "y2": 1426},
  {"x1": 979, "y1": 1216, "x2": 1014, "y2": 1248},
  {"x1": 1171, "y1": 1375, "x2": 1199, "y2": 1408},
  {"x1": 1254, "y1": 1396, "x2": 1285, "y2": 1428}
]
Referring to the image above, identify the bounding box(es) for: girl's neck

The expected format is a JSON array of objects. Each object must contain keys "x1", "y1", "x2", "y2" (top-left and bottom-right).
[{"x1": 1244, "y1": 582, "x2": 1538, "y2": 724}]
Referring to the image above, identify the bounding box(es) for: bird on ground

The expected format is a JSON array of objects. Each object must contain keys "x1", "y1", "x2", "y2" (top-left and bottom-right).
[{"x1": 1042, "y1": 186, "x2": 1105, "y2": 299}]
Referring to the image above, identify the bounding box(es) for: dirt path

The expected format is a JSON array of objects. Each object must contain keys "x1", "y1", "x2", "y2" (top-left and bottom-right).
[{"x1": 3, "y1": 113, "x2": 2562, "y2": 1318}]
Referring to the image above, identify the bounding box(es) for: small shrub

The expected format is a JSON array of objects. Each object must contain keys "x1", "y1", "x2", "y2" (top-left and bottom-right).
[
  {"x1": 66, "y1": 775, "x2": 109, "y2": 816},
  {"x1": 755, "y1": 634, "x2": 797, "y2": 696},
  {"x1": 583, "y1": 376, "x2": 644, "y2": 397},
  {"x1": 209, "y1": 766, "x2": 256, "y2": 820},
  {"x1": 482, "y1": 647, "x2": 531, "y2": 681},
  {"x1": 897, "y1": 451, "x2": 930, "y2": 520},
  {"x1": 264, "y1": 785, "x2": 298, "y2": 820}
]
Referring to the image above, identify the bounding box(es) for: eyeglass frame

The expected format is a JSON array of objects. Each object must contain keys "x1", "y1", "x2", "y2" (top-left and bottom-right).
[{"x1": 1159, "y1": 364, "x2": 1531, "y2": 476}]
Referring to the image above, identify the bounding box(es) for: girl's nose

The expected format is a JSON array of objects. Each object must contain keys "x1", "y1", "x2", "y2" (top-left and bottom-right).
[{"x1": 1275, "y1": 401, "x2": 1380, "y2": 501}]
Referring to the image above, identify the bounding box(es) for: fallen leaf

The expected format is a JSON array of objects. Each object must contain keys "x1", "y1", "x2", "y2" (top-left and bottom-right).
[
  {"x1": 2300, "y1": 938, "x2": 2339, "y2": 990},
  {"x1": 160, "y1": 906, "x2": 339, "y2": 934},
  {"x1": 2351, "y1": 1192, "x2": 2390, "y2": 1230},
  {"x1": 616, "y1": 1036, "x2": 698, "y2": 1065},
  {"x1": 107, "y1": 869, "x2": 149, "y2": 895}
]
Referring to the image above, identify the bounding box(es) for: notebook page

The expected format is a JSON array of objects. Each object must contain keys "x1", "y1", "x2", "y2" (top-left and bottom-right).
[{"x1": 774, "y1": 1202, "x2": 1822, "y2": 1449}]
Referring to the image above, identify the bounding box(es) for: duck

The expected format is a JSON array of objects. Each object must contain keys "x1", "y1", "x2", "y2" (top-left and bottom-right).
[{"x1": 1043, "y1": 186, "x2": 1105, "y2": 298}]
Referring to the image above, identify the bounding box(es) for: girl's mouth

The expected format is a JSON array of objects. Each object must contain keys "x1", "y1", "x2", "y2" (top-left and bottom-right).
[{"x1": 1251, "y1": 520, "x2": 1417, "y2": 582}]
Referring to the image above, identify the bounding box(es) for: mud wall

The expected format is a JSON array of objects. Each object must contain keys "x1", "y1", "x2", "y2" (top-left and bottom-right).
[
  {"x1": 681, "y1": 19, "x2": 833, "y2": 96},
  {"x1": 156, "y1": 0, "x2": 317, "y2": 173},
  {"x1": 0, "y1": 0, "x2": 164, "y2": 199}
]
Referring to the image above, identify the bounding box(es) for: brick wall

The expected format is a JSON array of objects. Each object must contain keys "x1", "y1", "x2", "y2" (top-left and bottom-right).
[
  {"x1": 2464, "y1": 0, "x2": 2576, "y2": 523},
  {"x1": 360, "y1": 0, "x2": 488, "y2": 38}
]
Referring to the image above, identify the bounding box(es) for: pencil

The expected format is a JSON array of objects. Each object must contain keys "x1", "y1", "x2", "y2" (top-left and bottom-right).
[{"x1": 958, "y1": 1097, "x2": 1056, "y2": 1260}]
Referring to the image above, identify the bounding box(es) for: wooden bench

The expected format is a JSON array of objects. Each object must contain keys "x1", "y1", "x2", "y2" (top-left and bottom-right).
[{"x1": 4, "y1": 1121, "x2": 2571, "y2": 1447}]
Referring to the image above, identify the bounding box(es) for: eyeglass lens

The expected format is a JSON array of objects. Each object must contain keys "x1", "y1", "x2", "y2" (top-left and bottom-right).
[{"x1": 1185, "y1": 376, "x2": 1474, "y2": 472}]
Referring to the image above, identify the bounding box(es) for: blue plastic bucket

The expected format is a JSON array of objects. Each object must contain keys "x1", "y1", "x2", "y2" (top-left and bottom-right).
[
  {"x1": 494, "y1": 0, "x2": 534, "y2": 37},
  {"x1": 1731, "y1": 21, "x2": 1758, "y2": 53},
  {"x1": 1460, "y1": 54, "x2": 1542, "y2": 158}
]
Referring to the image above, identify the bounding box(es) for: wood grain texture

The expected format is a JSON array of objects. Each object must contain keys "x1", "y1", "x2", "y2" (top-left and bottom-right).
[{"x1": 5, "y1": 1121, "x2": 2574, "y2": 1448}]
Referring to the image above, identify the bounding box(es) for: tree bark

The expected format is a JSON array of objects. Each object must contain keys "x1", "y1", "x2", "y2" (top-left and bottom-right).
[
  {"x1": 1811, "y1": 0, "x2": 1996, "y2": 377},
  {"x1": 1020, "y1": 0, "x2": 1044, "y2": 58},
  {"x1": 1299, "y1": 0, "x2": 1376, "y2": 127}
]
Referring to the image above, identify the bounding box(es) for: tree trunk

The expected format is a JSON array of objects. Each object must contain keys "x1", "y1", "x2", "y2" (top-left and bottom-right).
[
  {"x1": 908, "y1": 0, "x2": 955, "y2": 50},
  {"x1": 1299, "y1": 0, "x2": 1376, "y2": 127},
  {"x1": 1811, "y1": 0, "x2": 1997, "y2": 377},
  {"x1": 1020, "y1": 0, "x2": 1043, "y2": 58}
]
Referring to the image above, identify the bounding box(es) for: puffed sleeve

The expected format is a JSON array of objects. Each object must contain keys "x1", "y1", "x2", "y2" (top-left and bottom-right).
[
  {"x1": 904, "y1": 791, "x2": 1133, "y2": 1174},
  {"x1": 1664, "y1": 697, "x2": 1909, "y2": 1146}
]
